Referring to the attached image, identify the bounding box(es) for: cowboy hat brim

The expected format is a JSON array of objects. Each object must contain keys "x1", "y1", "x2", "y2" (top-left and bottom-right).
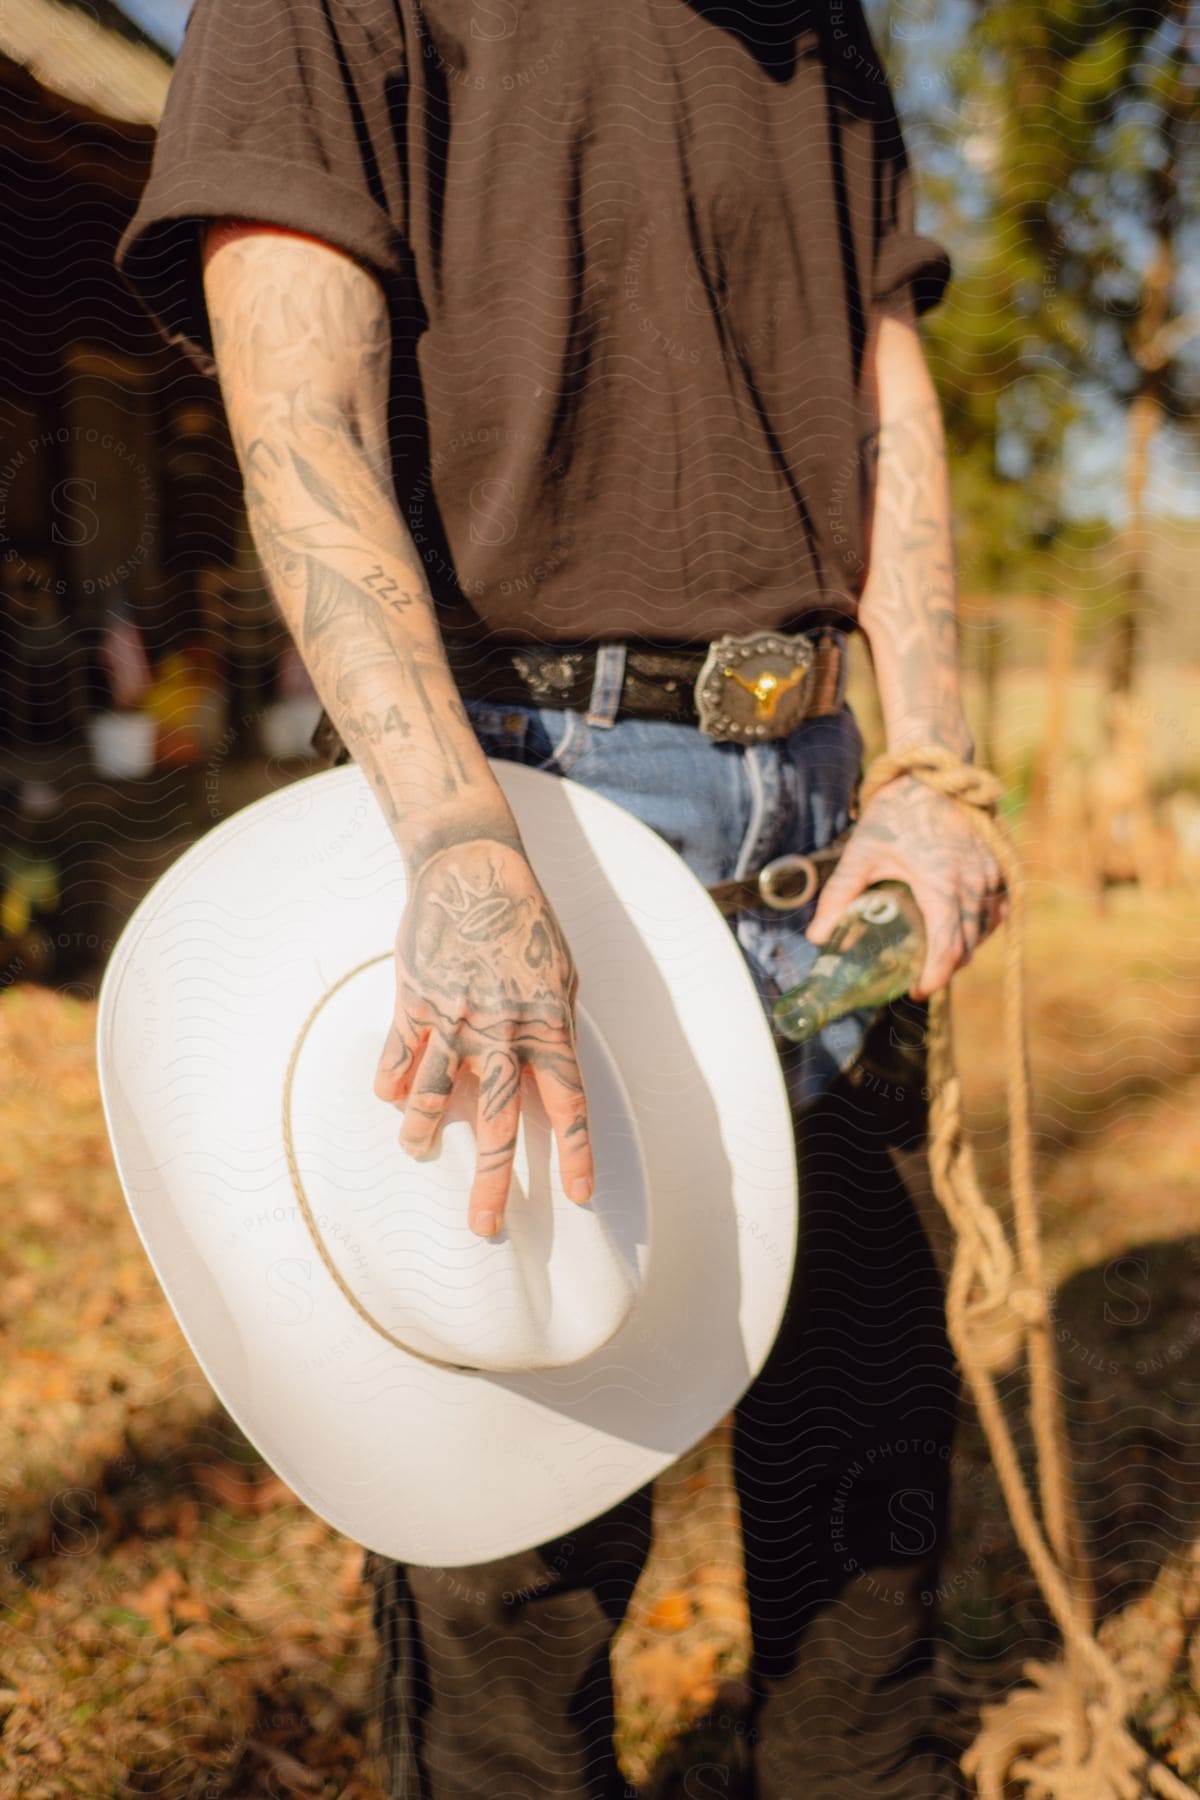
[{"x1": 96, "y1": 762, "x2": 798, "y2": 1565}]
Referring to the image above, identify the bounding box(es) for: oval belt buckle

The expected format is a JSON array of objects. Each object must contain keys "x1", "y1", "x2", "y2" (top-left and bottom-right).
[{"x1": 694, "y1": 631, "x2": 816, "y2": 746}]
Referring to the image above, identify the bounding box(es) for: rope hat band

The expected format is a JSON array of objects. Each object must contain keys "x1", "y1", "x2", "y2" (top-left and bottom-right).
[
  {"x1": 279, "y1": 946, "x2": 651, "y2": 1379},
  {"x1": 281, "y1": 949, "x2": 477, "y2": 1373}
]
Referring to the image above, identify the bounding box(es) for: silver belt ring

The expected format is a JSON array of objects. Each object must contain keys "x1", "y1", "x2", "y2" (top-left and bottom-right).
[{"x1": 757, "y1": 852, "x2": 820, "y2": 911}]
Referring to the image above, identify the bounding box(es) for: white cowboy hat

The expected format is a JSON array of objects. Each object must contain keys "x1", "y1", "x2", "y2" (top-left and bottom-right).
[{"x1": 96, "y1": 761, "x2": 798, "y2": 1566}]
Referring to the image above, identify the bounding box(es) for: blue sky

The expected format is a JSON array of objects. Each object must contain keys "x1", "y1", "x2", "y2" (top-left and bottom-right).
[{"x1": 113, "y1": 0, "x2": 189, "y2": 55}]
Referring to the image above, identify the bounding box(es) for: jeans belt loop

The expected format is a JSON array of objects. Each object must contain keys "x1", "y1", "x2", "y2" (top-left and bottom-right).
[
  {"x1": 829, "y1": 626, "x2": 850, "y2": 711},
  {"x1": 585, "y1": 643, "x2": 628, "y2": 729}
]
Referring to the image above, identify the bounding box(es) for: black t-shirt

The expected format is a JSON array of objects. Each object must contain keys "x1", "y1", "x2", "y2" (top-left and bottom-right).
[{"x1": 115, "y1": 0, "x2": 951, "y2": 643}]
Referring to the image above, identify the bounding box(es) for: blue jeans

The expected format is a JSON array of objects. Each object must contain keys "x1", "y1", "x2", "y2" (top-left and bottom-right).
[
  {"x1": 459, "y1": 692, "x2": 870, "y2": 1109},
  {"x1": 344, "y1": 692, "x2": 961, "y2": 1799}
]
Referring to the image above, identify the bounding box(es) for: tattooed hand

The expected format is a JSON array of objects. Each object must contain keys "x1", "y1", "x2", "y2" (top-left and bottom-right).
[
  {"x1": 373, "y1": 838, "x2": 593, "y2": 1236},
  {"x1": 806, "y1": 776, "x2": 1008, "y2": 1000}
]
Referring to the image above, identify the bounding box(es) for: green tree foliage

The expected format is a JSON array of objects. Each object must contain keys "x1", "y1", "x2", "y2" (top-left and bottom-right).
[{"x1": 879, "y1": 0, "x2": 1199, "y2": 602}]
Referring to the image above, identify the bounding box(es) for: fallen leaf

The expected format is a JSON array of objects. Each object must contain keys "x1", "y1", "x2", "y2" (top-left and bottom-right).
[
  {"x1": 192, "y1": 1462, "x2": 299, "y2": 1516},
  {"x1": 256, "y1": 1473, "x2": 300, "y2": 1510},
  {"x1": 120, "y1": 1568, "x2": 185, "y2": 1641},
  {"x1": 693, "y1": 1563, "x2": 742, "y2": 1588},
  {"x1": 175, "y1": 1629, "x2": 246, "y2": 1662},
  {"x1": 694, "y1": 1588, "x2": 748, "y2": 1631},
  {"x1": 646, "y1": 1591, "x2": 694, "y2": 1634},
  {"x1": 246, "y1": 1736, "x2": 324, "y2": 1792},
  {"x1": 172, "y1": 1594, "x2": 210, "y2": 1624},
  {"x1": 632, "y1": 1639, "x2": 719, "y2": 1714}
]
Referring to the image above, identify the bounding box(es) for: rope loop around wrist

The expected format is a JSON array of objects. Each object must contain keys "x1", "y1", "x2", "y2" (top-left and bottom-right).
[{"x1": 859, "y1": 740, "x2": 1004, "y2": 816}]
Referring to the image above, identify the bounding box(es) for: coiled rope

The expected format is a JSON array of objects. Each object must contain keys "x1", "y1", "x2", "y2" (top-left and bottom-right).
[{"x1": 860, "y1": 743, "x2": 1192, "y2": 1800}]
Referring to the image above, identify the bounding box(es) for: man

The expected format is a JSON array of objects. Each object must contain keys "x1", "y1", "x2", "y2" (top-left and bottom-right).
[{"x1": 116, "y1": 1, "x2": 1005, "y2": 1794}]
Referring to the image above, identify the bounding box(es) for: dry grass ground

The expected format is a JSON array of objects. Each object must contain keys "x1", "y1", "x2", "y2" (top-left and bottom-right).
[{"x1": 1, "y1": 876, "x2": 1199, "y2": 1796}]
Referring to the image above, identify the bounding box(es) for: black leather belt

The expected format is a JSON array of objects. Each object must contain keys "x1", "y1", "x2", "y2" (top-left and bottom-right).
[
  {"x1": 307, "y1": 627, "x2": 858, "y2": 912},
  {"x1": 310, "y1": 623, "x2": 849, "y2": 773},
  {"x1": 443, "y1": 626, "x2": 848, "y2": 746}
]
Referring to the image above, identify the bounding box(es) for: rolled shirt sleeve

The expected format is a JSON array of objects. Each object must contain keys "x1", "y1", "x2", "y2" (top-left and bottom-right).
[
  {"x1": 872, "y1": 120, "x2": 952, "y2": 317},
  {"x1": 114, "y1": 0, "x2": 410, "y2": 374}
]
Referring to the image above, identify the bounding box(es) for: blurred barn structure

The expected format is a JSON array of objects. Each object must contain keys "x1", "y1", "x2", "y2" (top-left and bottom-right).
[{"x1": 0, "y1": 0, "x2": 290, "y2": 780}]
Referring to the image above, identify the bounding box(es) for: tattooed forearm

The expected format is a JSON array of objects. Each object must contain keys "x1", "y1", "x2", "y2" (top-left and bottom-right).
[
  {"x1": 339, "y1": 704, "x2": 412, "y2": 744},
  {"x1": 362, "y1": 564, "x2": 414, "y2": 609},
  {"x1": 301, "y1": 557, "x2": 397, "y2": 668},
  {"x1": 810, "y1": 304, "x2": 1007, "y2": 996},
  {"x1": 290, "y1": 446, "x2": 360, "y2": 529},
  {"x1": 256, "y1": 493, "x2": 471, "y2": 804},
  {"x1": 201, "y1": 219, "x2": 516, "y2": 856},
  {"x1": 858, "y1": 306, "x2": 974, "y2": 759}
]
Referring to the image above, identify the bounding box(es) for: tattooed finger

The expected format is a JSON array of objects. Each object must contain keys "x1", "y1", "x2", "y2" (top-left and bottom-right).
[
  {"x1": 478, "y1": 1047, "x2": 522, "y2": 1123},
  {"x1": 912, "y1": 904, "x2": 968, "y2": 998},
  {"x1": 534, "y1": 1058, "x2": 593, "y2": 1204},
  {"x1": 469, "y1": 1094, "x2": 523, "y2": 1235},
  {"x1": 373, "y1": 1018, "x2": 422, "y2": 1103},
  {"x1": 397, "y1": 1041, "x2": 462, "y2": 1160}
]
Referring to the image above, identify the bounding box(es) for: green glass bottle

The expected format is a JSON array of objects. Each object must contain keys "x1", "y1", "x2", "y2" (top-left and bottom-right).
[{"x1": 773, "y1": 882, "x2": 926, "y2": 1045}]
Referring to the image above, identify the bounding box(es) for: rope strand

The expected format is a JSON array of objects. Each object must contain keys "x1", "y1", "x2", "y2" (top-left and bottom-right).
[{"x1": 862, "y1": 742, "x2": 1176, "y2": 1800}]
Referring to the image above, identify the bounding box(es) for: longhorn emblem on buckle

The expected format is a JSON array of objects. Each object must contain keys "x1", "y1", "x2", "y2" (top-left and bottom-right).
[{"x1": 694, "y1": 631, "x2": 816, "y2": 745}]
